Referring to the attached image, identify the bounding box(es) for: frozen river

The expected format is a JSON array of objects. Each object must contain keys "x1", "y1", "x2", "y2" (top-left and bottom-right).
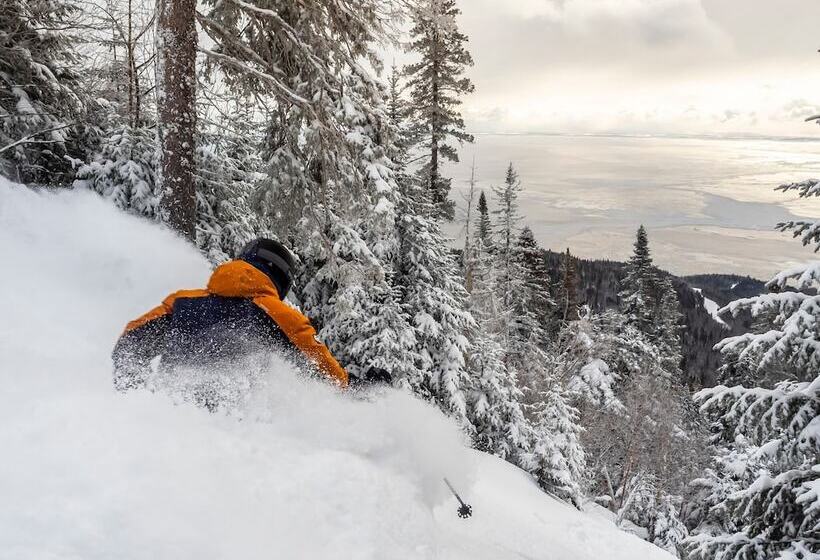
[{"x1": 446, "y1": 133, "x2": 820, "y2": 279}]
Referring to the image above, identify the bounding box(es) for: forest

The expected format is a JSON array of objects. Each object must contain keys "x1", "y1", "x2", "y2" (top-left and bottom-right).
[{"x1": 1, "y1": 0, "x2": 818, "y2": 558}]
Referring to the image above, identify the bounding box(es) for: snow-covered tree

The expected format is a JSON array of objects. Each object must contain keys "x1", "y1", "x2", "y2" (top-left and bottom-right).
[
  {"x1": 620, "y1": 225, "x2": 657, "y2": 333},
  {"x1": 0, "y1": 0, "x2": 86, "y2": 185},
  {"x1": 476, "y1": 190, "x2": 491, "y2": 246},
  {"x1": 556, "y1": 248, "x2": 581, "y2": 324},
  {"x1": 524, "y1": 382, "x2": 586, "y2": 506},
  {"x1": 619, "y1": 226, "x2": 683, "y2": 378},
  {"x1": 515, "y1": 226, "x2": 554, "y2": 330},
  {"x1": 195, "y1": 112, "x2": 266, "y2": 264},
  {"x1": 395, "y1": 168, "x2": 473, "y2": 421},
  {"x1": 404, "y1": 0, "x2": 474, "y2": 220},
  {"x1": 686, "y1": 176, "x2": 820, "y2": 560},
  {"x1": 73, "y1": 125, "x2": 160, "y2": 219},
  {"x1": 197, "y1": 0, "x2": 422, "y2": 385},
  {"x1": 687, "y1": 380, "x2": 819, "y2": 560}
]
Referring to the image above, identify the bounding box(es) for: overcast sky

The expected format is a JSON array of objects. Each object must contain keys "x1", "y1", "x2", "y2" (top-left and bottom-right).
[{"x1": 445, "y1": 0, "x2": 820, "y2": 137}]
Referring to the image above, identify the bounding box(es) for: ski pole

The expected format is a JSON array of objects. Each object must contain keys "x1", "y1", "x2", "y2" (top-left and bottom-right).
[{"x1": 443, "y1": 477, "x2": 473, "y2": 518}]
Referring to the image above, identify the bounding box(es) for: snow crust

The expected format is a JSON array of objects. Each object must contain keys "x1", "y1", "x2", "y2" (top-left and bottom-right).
[{"x1": 0, "y1": 181, "x2": 673, "y2": 560}]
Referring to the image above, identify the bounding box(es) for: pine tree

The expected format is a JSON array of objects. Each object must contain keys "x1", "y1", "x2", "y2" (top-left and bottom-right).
[
  {"x1": 476, "y1": 190, "x2": 492, "y2": 246},
  {"x1": 687, "y1": 380, "x2": 819, "y2": 560},
  {"x1": 195, "y1": 105, "x2": 266, "y2": 264},
  {"x1": 515, "y1": 227, "x2": 554, "y2": 330},
  {"x1": 395, "y1": 171, "x2": 474, "y2": 422},
  {"x1": 525, "y1": 383, "x2": 586, "y2": 506},
  {"x1": 404, "y1": 0, "x2": 475, "y2": 220},
  {"x1": 686, "y1": 176, "x2": 820, "y2": 560},
  {"x1": 0, "y1": 0, "x2": 86, "y2": 185},
  {"x1": 199, "y1": 0, "x2": 421, "y2": 385},
  {"x1": 620, "y1": 225, "x2": 656, "y2": 333},
  {"x1": 556, "y1": 248, "x2": 580, "y2": 324},
  {"x1": 619, "y1": 226, "x2": 684, "y2": 378},
  {"x1": 493, "y1": 163, "x2": 524, "y2": 308},
  {"x1": 73, "y1": 125, "x2": 160, "y2": 219}
]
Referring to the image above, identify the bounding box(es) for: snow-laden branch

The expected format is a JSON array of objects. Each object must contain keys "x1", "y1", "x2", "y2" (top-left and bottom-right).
[{"x1": 0, "y1": 122, "x2": 74, "y2": 155}]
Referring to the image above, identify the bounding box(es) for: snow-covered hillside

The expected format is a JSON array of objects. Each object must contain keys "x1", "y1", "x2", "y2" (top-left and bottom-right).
[
  {"x1": 0, "y1": 181, "x2": 672, "y2": 560},
  {"x1": 692, "y1": 288, "x2": 729, "y2": 328}
]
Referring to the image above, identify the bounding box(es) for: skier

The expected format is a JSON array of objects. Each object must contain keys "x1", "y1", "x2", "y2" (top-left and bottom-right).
[{"x1": 112, "y1": 238, "x2": 349, "y2": 391}]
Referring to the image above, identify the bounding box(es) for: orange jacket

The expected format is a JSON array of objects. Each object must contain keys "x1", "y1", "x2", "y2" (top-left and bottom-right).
[{"x1": 119, "y1": 260, "x2": 348, "y2": 387}]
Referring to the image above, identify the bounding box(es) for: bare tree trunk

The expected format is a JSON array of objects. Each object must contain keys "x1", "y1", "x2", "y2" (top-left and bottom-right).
[
  {"x1": 156, "y1": 0, "x2": 196, "y2": 240},
  {"x1": 127, "y1": 0, "x2": 134, "y2": 128}
]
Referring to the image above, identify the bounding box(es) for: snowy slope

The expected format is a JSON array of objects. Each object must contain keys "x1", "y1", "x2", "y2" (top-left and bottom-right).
[
  {"x1": 692, "y1": 287, "x2": 729, "y2": 328},
  {"x1": 0, "y1": 181, "x2": 673, "y2": 560}
]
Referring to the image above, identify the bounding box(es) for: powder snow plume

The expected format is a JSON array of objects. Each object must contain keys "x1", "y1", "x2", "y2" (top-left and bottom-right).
[
  {"x1": 0, "y1": 180, "x2": 673, "y2": 559},
  {"x1": 0, "y1": 180, "x2": 473, "y2": 559}
]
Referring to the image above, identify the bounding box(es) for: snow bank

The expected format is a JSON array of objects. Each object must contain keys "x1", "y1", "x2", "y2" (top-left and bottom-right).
[{"x1": 0, "y1": 181, "x2": 672, "y2": 559}]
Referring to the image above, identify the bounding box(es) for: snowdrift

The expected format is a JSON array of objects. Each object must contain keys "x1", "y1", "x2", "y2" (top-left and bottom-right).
[{"x1": 0, "y1": 180, "x2": 673, "y2": 559}]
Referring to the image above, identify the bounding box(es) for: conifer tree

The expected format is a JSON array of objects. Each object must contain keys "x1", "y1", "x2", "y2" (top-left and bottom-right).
[
  {"x1": 619, "y1": 226, "x2": 684, "y2": 377},
  {"x1": 516, "y1": 227, "x2": 555, "y2": 333},
  {"x1": 557, "y1": 248, "x2": 580, "y2": 323},
  {"x1": 0, "y1": 0, "x2": 86, "y2": 185},
  {"x1": 198, "y1": 0, "x2": 420, "y2": 384},
  {"x1": 74, "y1": 126, "x2": 160, "y2": 219},
  {"x1": 620, "y1": 225, "x2": 656, "y2": 333},
  {"x1": 395, "y1": 171, "x2": 474, "y2": 422},
  {"x1": 404, "y1": 0, "x2": 475, "y2": 220},
  {"x1": 476, "y1": 190, "x2": 492, "y2": 246},
  {"x1": 686, "y1": 176, "x2": 820, "y2": 560}
]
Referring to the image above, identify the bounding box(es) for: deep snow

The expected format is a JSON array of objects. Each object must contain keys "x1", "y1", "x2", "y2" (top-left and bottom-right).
[{"x1": 0, "y1": 180, "x2": 673, "y2": 559}]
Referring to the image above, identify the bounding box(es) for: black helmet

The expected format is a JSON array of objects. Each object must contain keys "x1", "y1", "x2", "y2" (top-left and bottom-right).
[{"x1": 238, "y1": 238, "x2": 296, "y2": 297}]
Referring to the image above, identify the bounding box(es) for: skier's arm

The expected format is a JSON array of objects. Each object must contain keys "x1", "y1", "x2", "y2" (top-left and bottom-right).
[
  {"x1": 254, "y1": 298, "x2": 348, "y2": 387},
  {"x1": 112, "y1": 303, "x2": 172, "y2": 390}
]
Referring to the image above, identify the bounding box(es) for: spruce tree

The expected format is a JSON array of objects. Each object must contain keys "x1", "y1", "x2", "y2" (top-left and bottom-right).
[
  {"x1": 686, "y1": 176, "x2": 820, "y2": 560},
  {"x1": 199, "y1": 0, "x2": 419, "y2": 385},
  {"x1": 476, "y1": 190, "x2": 492, "y2": 246},
  {"x1": 557, "y1": 248, "x2": 580, "y2": 323},
  {"x1": 516, "y1": 227, "x2": 555, "y2": 331},
  {"x1": 620, "y1": 225, "x2": 656, "y2": 333},
  {"x1": 404, "y1": 0, "x2": 475, "y2": 220},
  {"x1": 0, "y1": 0, "x2": 85, "y2": 185}
]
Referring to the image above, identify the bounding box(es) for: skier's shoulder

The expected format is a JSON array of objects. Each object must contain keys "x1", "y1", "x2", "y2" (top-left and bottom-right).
[{"x1": 161, "y1": 288, "x2": 211, "y2": 308}]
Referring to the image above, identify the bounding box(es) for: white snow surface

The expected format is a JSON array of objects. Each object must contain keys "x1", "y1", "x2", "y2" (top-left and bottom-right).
[
  {"x1": 0, "y1": 180, "x2": 673, "y2": 560},
  {"x1": 692, "y1": 287, "x2": 729, "y2": 328}
]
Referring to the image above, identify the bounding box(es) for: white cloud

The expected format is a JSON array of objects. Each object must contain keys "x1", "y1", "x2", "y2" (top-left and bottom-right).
[{"x1": 453, "y1": 0, "x2": 820, "y2": 137}]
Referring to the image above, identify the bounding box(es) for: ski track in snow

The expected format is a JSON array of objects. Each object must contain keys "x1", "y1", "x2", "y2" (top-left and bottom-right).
[{"x1": 0, "y1": 180, "x2": 673, "y2": 560}]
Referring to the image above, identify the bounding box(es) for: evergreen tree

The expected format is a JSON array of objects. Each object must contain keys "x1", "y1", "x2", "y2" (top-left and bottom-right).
[
  {"x1": 404, "y1": 0, "x2": 475, "y2": 220},
  {"x1": 195, "y1": 105, "x2": 267, "y2": 264},
  {"x1": 515, "y1": 227, "x2": 554, "y2": 330},
  {"x1": 476, "y1": 190, "x2": 492, "y2": 246},
  {"x1": 619, "y1": 226, "x2": 684, "y2": 377},
  {"x1": 556, "y1": 248, "x2": 580, "y2": 324},
  {"x1": 687, "y1": 379, "x2": 819, "y2": 560},
  {"x1": 73, "y1": 125, "x2": 160, "y2": 219},
  {"x1": 199, "y1": 0, "x2": 421, "y2": 385},
  {"x1": 395, "y1": 171, "x2": 474, "y2": 422},
  {"x1": 686, "y1": 176, "x2": 820, "y2": 560},
  {"x1": 0, "y1": 0, "x2": 86, "y2": 185},
  {"x1": 493, "y1": 163, "x2": 524, "y2": 309},
  {"x1": 620, "y1": 225, "x2": 656, "y2": 333}
]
